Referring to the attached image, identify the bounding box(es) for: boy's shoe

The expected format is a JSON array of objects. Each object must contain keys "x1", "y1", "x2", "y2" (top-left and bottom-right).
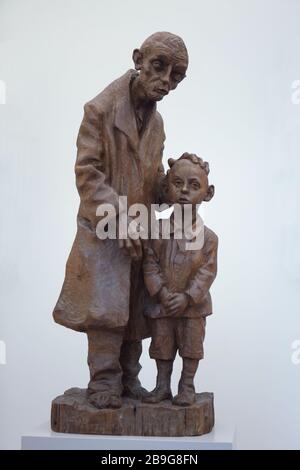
[
  {"x1": 142, "y1": 387, "x2": 172, "y2": 404},
  {"x1": 172, "y1": 389, "x2": 196, "y2": 407}
]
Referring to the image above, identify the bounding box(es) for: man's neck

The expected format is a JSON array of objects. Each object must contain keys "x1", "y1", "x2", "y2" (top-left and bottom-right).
[{"x1": 130, "y1": 75, "x2": 153, "y2": 114}]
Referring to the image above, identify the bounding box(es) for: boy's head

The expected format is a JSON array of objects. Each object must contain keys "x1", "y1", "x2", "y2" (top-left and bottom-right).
[{"x1": 166, "y1": 153, "x2": 215, "y2": 206}]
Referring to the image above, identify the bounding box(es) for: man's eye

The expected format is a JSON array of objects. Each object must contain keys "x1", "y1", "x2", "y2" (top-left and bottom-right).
[
  {"x1": 192, "y1": 184, "x2": 200, "y2": 190},
  {"x1": 174, "y1": 181, "x2": 182, "y2": 188},
  {"x1": 152, "y1": 60, "x2": 163, "y2": 70},
  {"x1": 172, "y1": 72, "x2": 184, "y2": 83}
]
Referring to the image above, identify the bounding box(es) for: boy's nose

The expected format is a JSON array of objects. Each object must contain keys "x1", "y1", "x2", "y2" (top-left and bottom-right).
[{"x1": 181, "y1": 186, "x2": 189, "y2": 194}]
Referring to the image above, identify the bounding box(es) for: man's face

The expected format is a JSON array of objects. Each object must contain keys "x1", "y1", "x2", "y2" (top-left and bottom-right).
[
  {"x1": 134, "y1": 43, "x2": 188, "y2": 101},
  {"x1": 168, "y1": 160, "x2": 209, "y2": 206}
]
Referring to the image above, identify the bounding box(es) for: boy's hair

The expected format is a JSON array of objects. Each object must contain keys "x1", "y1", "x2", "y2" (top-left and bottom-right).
[{"x1": 168, "y1": 152, "x2": 210, "y2": 176}]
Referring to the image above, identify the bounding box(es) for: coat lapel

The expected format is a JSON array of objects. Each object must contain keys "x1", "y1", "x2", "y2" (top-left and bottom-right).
[
  {"x1": 114, "y1": 69, "x2": 157, "y2": 155},
  {"x1": 139, "y1": 105, "x2": 157, "y2": 160},
  {"x1": 114, "y1": 70, "x2": 140, "y2": 151}
]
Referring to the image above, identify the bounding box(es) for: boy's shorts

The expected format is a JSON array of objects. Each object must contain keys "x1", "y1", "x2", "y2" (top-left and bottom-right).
[{"x1": 149, "y1": 316, "x2": 206, "y2": 360}]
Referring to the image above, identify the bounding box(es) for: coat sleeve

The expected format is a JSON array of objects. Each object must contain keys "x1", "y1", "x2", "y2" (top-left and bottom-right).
[
  {"x1": 185, "y1": 232, "x2": 218, "y2": 304},
  {"x1": 143, "y1": 242, "x2": 165, "y2": 297},
  {"x1": 155, "y1": 160, "x2": 167, "y2": 205},
  {"x1": 75, "y1": 102, "x2": 121, "y2": 228},
  {"x1": 155, "y1": 115, "x2": 166, "y2": 204}
]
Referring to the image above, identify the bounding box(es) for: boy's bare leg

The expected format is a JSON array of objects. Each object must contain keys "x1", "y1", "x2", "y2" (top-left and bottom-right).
[
  {"x1": 173, "y1": 358, "x2": 199, "y2": 406},
  {"x1": 143, "y1": 359, "x2": 173, "y2": 403}
]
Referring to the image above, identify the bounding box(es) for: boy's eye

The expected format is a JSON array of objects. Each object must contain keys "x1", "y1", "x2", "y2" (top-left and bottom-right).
[
  {"x1": 192, "y1": 184, "x2": 200, "y2": 190},
  {"x1": 173, "y1": 180, "x2": 182, "y2": 188}
]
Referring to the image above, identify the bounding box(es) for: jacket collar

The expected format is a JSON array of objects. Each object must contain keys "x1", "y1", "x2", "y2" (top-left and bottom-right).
[{"x1": 169, "y1": 213, "x2": 205, "y2": 252}]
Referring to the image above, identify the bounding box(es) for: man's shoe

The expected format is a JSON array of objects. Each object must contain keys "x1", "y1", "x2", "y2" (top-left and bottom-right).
[
  {"x1": 88, "y1": 391, "x2": 122, "y2": 409},
  {"x1": 122, "y1": 378, "x2": 149, "y2": 400}
]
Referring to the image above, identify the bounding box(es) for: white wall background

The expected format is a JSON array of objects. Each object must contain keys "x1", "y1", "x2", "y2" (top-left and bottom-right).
[{"x1": 1, "y1": 0, "x2": 300, "y2": 450}]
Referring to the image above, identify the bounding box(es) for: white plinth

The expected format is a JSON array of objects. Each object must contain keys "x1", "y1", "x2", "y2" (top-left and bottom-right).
[{"x1": 21, "y1": 422, "x2": 236, "y2": 450}]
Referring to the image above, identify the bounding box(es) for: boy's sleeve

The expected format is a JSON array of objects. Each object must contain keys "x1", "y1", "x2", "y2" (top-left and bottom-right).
[
  {"x1": 143, "y1": 241, "x2": 165, "y2": 297},
  {"x1": 185, "y1": 231, "x2": 218, "y2": 304}
]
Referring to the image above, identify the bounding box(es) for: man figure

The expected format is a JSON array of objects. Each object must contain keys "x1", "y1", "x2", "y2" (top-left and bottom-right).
[{"x1": 53, "y1": 32, "x2": 189, "y2": 409}]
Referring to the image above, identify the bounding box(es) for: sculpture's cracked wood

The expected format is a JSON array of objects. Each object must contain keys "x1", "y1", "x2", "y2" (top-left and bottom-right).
[{"x1": 51, "y1": 388, "x2": 214, "y2": 437}]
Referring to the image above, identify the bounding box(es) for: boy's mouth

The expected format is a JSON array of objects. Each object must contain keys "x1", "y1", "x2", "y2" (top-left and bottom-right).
[{"x1": 178, "y1": 197, "x2": 190, "y2": 204}]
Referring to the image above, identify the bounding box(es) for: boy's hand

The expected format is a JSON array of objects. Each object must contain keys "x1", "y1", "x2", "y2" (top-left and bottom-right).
[
  {"x1": 159, "y1": 287, "x2": 171, "y2": 306},
  {"x1": 165, "y1": 293, "x2": 189, "y2": 316}
]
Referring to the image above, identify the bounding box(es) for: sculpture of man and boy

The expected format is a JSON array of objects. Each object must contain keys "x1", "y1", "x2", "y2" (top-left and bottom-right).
[{"x1": 52, "y1": 32, "x2": 218, "y2": 417}]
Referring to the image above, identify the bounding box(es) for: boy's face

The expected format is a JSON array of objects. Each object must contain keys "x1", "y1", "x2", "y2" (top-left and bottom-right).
[{"x1": 168, "y1": 160, "x2": 211, "y2": 206}]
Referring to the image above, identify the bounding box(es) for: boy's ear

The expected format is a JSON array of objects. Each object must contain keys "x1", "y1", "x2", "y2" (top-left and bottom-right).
[
  {"x1": 204, "y1": 185, "x2": 215, "y2": 202},
  {"x1": 168, "y1": 158, "x2": 176, "y2": 168}
]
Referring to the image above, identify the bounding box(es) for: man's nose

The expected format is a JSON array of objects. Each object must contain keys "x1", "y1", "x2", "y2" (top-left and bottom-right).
[{"x1": 160, "y1": 65, "x2": 172, "y2": 88}]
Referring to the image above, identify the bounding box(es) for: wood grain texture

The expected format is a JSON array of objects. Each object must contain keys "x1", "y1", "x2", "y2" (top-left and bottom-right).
[{"x1": 51, "y1": 388, "x2": 214, "y2": 437}]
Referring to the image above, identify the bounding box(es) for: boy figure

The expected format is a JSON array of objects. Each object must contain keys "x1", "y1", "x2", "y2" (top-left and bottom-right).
[{"x1": 143, "y1": 153, "x2": 218, "y2": 406}]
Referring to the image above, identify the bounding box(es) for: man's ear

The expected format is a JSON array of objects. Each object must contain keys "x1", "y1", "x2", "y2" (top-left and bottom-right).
[
  {"x1": 132, "y1": 49, "x2": 143, "y2": 70},
  {"x1": 204, "y1": 185, "x2": 215, "y2": 202}
]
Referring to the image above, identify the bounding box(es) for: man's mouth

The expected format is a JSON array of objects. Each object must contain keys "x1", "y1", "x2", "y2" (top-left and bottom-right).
[{"x1": 155, "y1": 88, "x2": 168, "y2": 96}]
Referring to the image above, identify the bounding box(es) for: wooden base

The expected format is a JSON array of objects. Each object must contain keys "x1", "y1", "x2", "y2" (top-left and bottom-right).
[{"x1": 51, "y1": 388, "x2": 214, "y2": 437}]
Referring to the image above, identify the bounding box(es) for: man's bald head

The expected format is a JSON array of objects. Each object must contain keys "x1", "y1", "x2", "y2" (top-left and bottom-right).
[
  {"x1": 140, "y1": 32, "x2": 189, "y2": 65},
  {"x1": 132, "y1": 32, "x2": 189, "y2": 102}
]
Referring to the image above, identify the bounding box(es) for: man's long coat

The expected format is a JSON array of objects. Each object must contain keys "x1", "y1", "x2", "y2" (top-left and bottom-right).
[{"x1": 53, "y1": 70, "x2": 165, "y2": 338}]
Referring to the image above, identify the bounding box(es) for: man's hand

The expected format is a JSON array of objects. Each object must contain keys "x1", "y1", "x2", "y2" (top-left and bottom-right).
[
  {"x1": 165, "y1": 293, "x2": 189, "y2": 316},
  {"x1": 118, "y1": 217, "x2": 144, "y2": 261},
  {"x1": 118, "y1": 238, "x2": 143, "y2": 261}
]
